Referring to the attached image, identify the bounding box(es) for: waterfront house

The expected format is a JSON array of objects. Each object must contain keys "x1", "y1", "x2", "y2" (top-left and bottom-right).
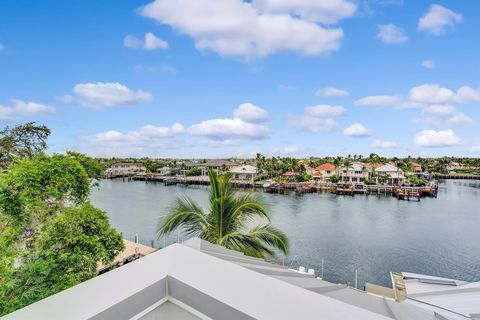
[
  {"x1": 105, "y1": 162, "x2": 146, "y2": 177},
  {"x1": 229, "y1": 165, "x2": 258, "y2": 181},
  {"x1": 411, "y1": 162, "x2": 423, "y2": 174},
  {"x1": 282, "y1": 170, "x2": 298, "y2": 180},
  {"x1": 314, "y1": 163, "x2": 336, "y2": 180},
  {"x1": 156, "y1": 166, "x2": 173, "y2": 176},
  {"x1": 6, "y1": 237, "x2": 467, "y2": 320},
  {"x1": 180, "y1": 161, "x2": 205, "y2": 175},
  {"x1": 375, "y1": 164, "x2": 405, "y2": 185},
  {"x1": 341, "y1": 162, "x2": 367, "y2": 184},
  {"x1": 447, "y1": 162, "x2": 462, "y2": 173},
  {"x1": 202, "y1": 159, "x2": 239, "y2": 176}
]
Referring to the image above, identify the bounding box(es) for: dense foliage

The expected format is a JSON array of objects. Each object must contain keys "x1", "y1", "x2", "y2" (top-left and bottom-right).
[
  {"x1": 0, "y1": 204, "x2": 123, "y2": 315},
  {"x1": 0, "y1": 124, "x2": 123, "y2": 316},
  {"x1": 159, "y1": 169, "x2": 288, "y2": 259},
  {"x1": 0, "y1": 122, "x2": 50, "y2": 170}
]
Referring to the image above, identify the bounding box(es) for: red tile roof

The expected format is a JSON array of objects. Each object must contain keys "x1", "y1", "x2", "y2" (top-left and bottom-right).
[{"x1": 315, "y1": 163, "x2": 336, "y2": 171}]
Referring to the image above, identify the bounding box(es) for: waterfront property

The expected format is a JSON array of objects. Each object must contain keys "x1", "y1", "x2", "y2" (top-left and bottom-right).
[
  {"x1": 104, "y1": 162, "x2": 146, "y2": 177},
  {"x1": 229, "y1": 164, "x2": 258, "y2": 181},
  {"x1": 375, "y1": 164, "x2": 406, "y2": 185},
  {"x1": 341, "y1": 162, "x2": 367, "y2": 184},
  {"x1": 201, "y1": 159, "x2": 239, "y2": 176},
  {"x1": 313, "y1": 163, "x2": 336, "y2": 181},
  {"x1": 97, "y1": 239, "x2": 156, "y2": 274},
  {"x1": 5, "y1": 237, "x2": 476, "y2": 320}
]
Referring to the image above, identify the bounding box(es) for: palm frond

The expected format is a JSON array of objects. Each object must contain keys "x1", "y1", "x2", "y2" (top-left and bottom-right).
[
  {"x1": 157, "y1": 196, "x2": 208, "y2": 238},
  {"x1": 246, "y1": 224, "x2": 289, "y2": 255}
]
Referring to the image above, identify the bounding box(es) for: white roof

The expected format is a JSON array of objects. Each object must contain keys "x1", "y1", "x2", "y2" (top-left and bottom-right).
[
  {"x1": 375, "y1": 164, "x2": 401, "y2": 173},
  {"x1": 229, "y1": 165, "x2": 258, "y2": 174},
  {"x1": 401, "y1": 272, "x2": 480, "y2": 319},
  {"x1": 5, "y1": 239, "x2": 393, "y2": 320}
]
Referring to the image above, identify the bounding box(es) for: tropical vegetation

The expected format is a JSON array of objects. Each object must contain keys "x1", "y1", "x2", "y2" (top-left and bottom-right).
[{"x1": 158, "y1": 169, "x2": 288, "y2": 259}]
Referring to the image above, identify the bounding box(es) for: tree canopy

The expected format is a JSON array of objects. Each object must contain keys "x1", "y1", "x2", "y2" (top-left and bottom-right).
[{"x1": 0, "y1": 122, "x2": 50, "y2": 170}]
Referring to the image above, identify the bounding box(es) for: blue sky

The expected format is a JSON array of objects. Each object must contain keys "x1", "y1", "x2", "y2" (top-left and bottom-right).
[{"x1": 1, "y1": 0, "x2": 479, "y2": 158}]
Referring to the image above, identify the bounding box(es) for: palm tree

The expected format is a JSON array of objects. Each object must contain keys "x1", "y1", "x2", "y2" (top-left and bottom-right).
[{"x1": 158, "y1": 169, "x2": 288, "y2": 258}]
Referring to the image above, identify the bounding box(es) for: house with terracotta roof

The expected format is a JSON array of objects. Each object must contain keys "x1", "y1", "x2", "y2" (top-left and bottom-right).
[
  {"x1": 411, "y1": 162, "x2": 422, "y2": 174},
  {"x1": 313, "y1": 163, "x2": 336, "y2": 181}
]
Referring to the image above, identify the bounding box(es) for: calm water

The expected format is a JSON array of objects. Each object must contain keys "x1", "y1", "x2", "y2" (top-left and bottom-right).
[{"x1": 90, "y1": 179, "x2": 480, "y2": 288}]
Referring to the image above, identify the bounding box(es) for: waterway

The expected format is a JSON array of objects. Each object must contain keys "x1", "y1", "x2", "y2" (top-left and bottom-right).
[{"x1": 90, "y1": 179, "x2": 480, "y2": 288}]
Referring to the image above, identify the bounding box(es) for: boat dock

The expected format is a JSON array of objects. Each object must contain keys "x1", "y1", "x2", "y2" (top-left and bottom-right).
[{"x1": 107, "y1": 174, "x2": 439, "y2": 200}]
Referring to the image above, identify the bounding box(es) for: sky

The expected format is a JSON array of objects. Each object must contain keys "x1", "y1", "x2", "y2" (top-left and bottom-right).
[{"x1": 1, "y1": 0, "x2": 480, "y2": 158}]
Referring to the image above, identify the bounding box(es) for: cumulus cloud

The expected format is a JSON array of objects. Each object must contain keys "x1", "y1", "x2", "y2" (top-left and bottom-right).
[
  {"x1": 189, "y1": 118, "x2": 268, "y2": 140},
  {"x1": 189, "y1": 103, "x2": 269, "y2": 141},
  {"x1": 409, "y1": 84, "x2": 480, "y2": 105},
  {"x1": 355, "y1": 95, "x2": 417, "y2": 109},
  {"x1": 418, "y1": 4, "x2": 462, "y2": 35},
  {"x1": 233, "y1": 102, "x2": 268, "y2": 123},
  {"x1": 372, "y1": 139, "x2": 398, "y2": 149},
  {"x1": 251, "y1": 0, "x2": 357, "y2": 24},
  {"x1": 140, "y1": 0, "x2": 344, "y2": 58},
  {"x1": 305, "y1": 105, "x2": 346, "y2": 117},
  {"x1": 377, "y1": 24, "x2": 408, "y2": 44},
  {"x1": 414, "y1": 129, "x2": 462, "y2": 147},
  {"x1": 421, "y1": 60, "x2": 435, "y2": 69},
  {"x1": 0, "y1": 99, "x2": 55, "y2": 120},
  {"x1": 419, "y1": 105, "x2": 473, "y2": 127},
  {"x1": 84, "y1": 123, "x2": 185, "y2": 157},
  {"x1": 316, "y1": 86, "x2": 349, "y2": 97},
  {"x1": 124, "y1": 32, "x2": 168, "y2": 50},
  {"x1": 343, "y1": 123, "x2": 372, "y2": 137},
  {"x1": 290, "y1": 104, "x2": 345, "y2": 132},
  {"x1": 63, "y1": 82, "x2": 153, "y2": 109}
]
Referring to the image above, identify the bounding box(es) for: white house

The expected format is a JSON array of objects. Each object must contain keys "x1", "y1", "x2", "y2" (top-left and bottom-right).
[
  {"x1": 105, "y1": 162, "x2": 146, "y2": 177},
  {"x1": 341, "y1": 163, "x2": 367, "y2": 184},
  {"x1": 5, "y1": 238, "x2": 467, "y2": 320},
  {"x1": 313, "y1": 163, "x2": 337, "y2": 181},
  {"x1": 156, "y1": 166, "x2": 173, "y2": 176},
  {"x1": 229, "y1": 165, "x2": 258, "y2": 181},
  {"x1": 375, "y1": 164, "x2": 405, "y2": 185}
]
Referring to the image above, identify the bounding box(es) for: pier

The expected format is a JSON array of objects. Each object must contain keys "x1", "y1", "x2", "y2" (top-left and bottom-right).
[{"x1": 105, "y1": 174, "x2": 439, "y2": 200}]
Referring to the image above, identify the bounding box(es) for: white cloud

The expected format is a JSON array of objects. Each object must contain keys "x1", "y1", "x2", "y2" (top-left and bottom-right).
[
  {"x1": 64, "y1": 82, "x2": 153, "y2": 109},
  {"x1": 355, "y1": 95, "x2": 417, "y2": 109},
  {"x1": 343, "y1": 123, "x2": 372, "y2": 137},
  {"x1": 456, "y1": 86, "x2": 480, "y2": 103},
  {"x1": 0, "y1": 99, "x2": 55, "y2": 120},
  {"x1": 304, "y1": 104, "x2": 346, "y2": 117},
  {"x1": 316, "y1": 86, "x2": 349, "y2": 97},
  {"x1": 409, "y1": 84, "x2": 453, "y2": 104},
  {"x1": 290, "y1": 116, "x2": 340, "y2": 133},
  {"x1": 418, "y1": 4, "x2": 462, "y2": 35},
  {"x1": 0, "y1": 42, "x2": 4, "y2": 52},
  {"x1": 283, "y1": 146, "x2": 299, "y2": 154},
  {"x1": 189, "y1": 118, "x2": 268, "y2": 140},
  {"x1": 233, "y1": 102, "x2": 268, "y2": 123},
  {"x1": 290, "y1": 104, "x2": 345, "y2": 132},
  {"x1": 471, "y1": 145, "x2": 480, "y2": 154},
  {"x1": 421, "y1": 60, "x2": 435, "y2": 69},
  {"x1": 422, "y1": 105, "x2": 455, "y2": 117},
  {"x1": 446, "y1": 113, "x2": 473, "y2": 127},
  {"x1": 377, "y1": 24, "x2": 408, "y2": 44},
  {"x1": 372, "y1": 139, "x2": 398, "y2": 149},
  {"x1": 84, "y1": 123, "x2": 185, "y2": 157},
  {"x1": 140, "y1": 0, "x2": 344, "y2": 58},
  {"x1": 420, "y1": 105, "x2": 473, "y2": 127},
  {"x1": 414, "y1": 129, "x2": 462, "y2": 148},
  {"x1": 251, "y1": 0, "x2": 357, "y2": 24},
  {"x1": 188, "y1": 103, "x2": 269, "y2": 141},
  {"x1": 124, "y1": 33, "x2": 168, "y2": 50},
  {"x1": 409, "y1": 84, "x2": 480, "y2": 105}
]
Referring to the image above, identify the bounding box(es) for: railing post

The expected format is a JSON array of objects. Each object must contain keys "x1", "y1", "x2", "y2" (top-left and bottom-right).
[
  {"x1": 355, "y1": 269, "x2": 358, "y2": 289},
  {"x1": 321, "y1": 258, "x2": 324, "y2": 279},
  {"x1": 135, "y1": 233, "x2": 138, "y2": 244}
]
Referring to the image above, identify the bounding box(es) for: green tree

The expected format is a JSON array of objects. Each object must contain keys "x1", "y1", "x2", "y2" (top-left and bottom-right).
[
  {"x1": 158, "y1": 169, "x2": 288, "y2": 258},
  {"x1": 0, "y1": 204, "x2": 124, "y2": 315},
  {"x1": 0, "y1": 122, "x2": 51, "y2": 170},
  {"x1": 66, "y1": 151, "x2": 103, "y2": 178}
]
